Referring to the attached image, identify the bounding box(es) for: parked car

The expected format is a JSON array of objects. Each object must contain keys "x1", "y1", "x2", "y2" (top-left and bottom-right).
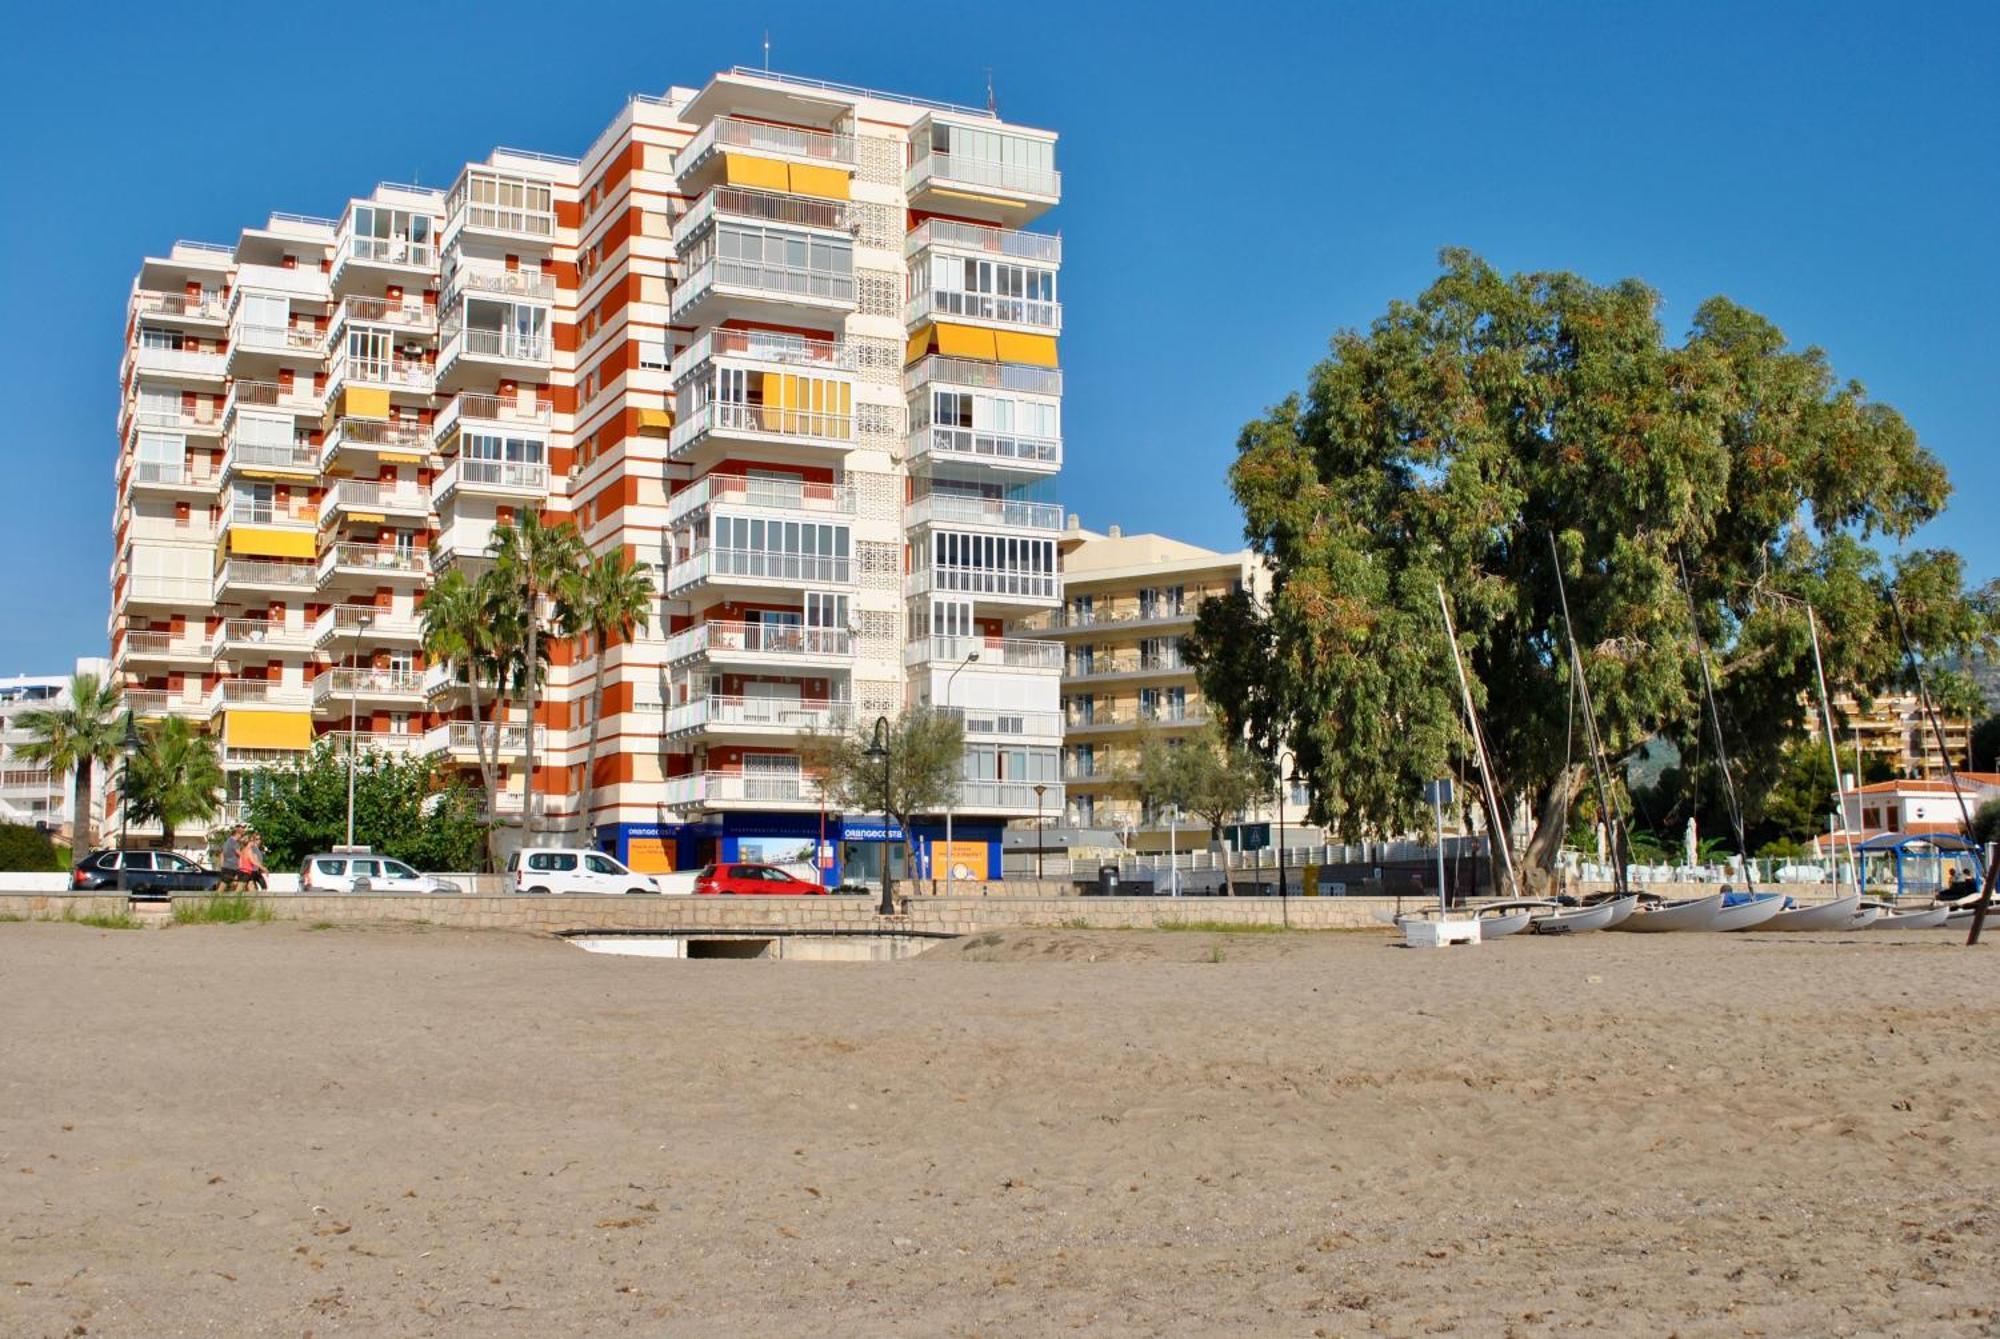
[
  {"x1": 507, "y1": 848, "x2": 665, "y2": 896},
  {"x1": 71, "y1": 849, "x2": 225, "y2": 896},
  {"x1": 694, "y1": 862, "x2": 828, "y2": 896},
  {"x1": 300, "y1": 853, "x2": 461, "y2": 895}
]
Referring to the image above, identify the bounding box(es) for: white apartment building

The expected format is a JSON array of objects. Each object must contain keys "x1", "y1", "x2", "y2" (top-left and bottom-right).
[
  {"x1": 0, "y1": 658, "x2": 113, "y2": 835},
  {"x1": 109, "y1": 69, "x2": 1065, "y2": 880}
]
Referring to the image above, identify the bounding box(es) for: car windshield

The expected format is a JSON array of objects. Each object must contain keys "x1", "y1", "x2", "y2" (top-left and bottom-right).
[{"x1": 505, "y1": 853, "x2": 519, "y2": 871}]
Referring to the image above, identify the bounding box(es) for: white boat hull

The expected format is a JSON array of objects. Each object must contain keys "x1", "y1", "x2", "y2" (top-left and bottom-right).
[
  {"x1": 1714, "y1": 893, "x2": 1788, "y2": 932},
  {"x1": 1847, "y1": 905, "x2": 1883, "y2": 930},
  {"x1": 1761, "y1": 892, "x2": 1862, "y2": 932},
  {"x1": 1476, "y1": 910, "x2": 1534, "y2": 938},
  {"x1": 1531, "y1": 899, "x2": 1620, "y2": 934},
  {"x1": 1608, "y1": 892, "x2": 1723, "y2": 933}
]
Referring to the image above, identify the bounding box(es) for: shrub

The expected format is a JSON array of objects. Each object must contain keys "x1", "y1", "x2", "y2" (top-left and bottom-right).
[{"x1": 0, "y1": 823, "x2": 61, "y2": 872}]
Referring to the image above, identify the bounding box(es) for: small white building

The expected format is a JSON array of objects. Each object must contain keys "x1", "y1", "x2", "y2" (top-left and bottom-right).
[
  {"x1": 0, "y1": 657, "x2": 113, "y2": 837},
  {"x1": 1825, "y1": 773, "x2": 2000, "y2": 848}
]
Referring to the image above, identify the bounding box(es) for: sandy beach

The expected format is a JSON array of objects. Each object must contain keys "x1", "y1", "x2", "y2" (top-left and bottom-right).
[{"x1": 2, "y1": 919, "x2": 1995, "y2": 1337}]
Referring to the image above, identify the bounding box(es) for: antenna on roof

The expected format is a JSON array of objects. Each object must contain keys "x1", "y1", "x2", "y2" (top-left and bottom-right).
[
  {"x1": 986, "y1": 67, "x2": 997, "y2": 116},
  {"x1": 763, "y1": 30, "x2": 772, "y2": 72}
]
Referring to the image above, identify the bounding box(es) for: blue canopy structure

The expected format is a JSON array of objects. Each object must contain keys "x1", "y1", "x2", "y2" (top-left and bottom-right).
[{"x1": 1855, "y1": 833, "x2": 1985, "y2": 900}]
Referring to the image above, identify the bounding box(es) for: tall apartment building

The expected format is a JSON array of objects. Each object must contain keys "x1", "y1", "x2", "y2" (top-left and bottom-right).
[
  {"x1": 1026, "y1": 524, "x2": 1304, "y2": 851},
  {"x1": 0, "y1": 659, "x2": 113, "y2": 836},
  {"x1": 1830, "y1": 691, "x2": 1977, "y2": 781},
  {"x1": 109, "y1": 69, "x2": 1066, "y2": 879}
]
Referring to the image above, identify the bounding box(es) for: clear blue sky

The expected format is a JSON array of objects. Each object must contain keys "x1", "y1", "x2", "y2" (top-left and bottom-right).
[{"x1": 2, "y1": 0, "x2": 1993, "y2": 671}]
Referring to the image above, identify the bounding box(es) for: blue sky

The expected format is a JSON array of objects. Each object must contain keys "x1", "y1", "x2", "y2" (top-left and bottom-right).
[{"x1": 1, "y1": 0, "x2": 1993, "y2": 671}]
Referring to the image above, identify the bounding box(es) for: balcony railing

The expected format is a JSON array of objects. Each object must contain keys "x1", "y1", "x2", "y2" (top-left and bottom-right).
[
  {"x1": 906, "y1": 635, "x2": 1063, "y2": 670},
  {"x1": 232, "y1": 323, "x2": 325, "y2": 355},
  {"x1": 212, "y1": 678, "x2": 310, "y2": 707},
  {"x1": 134, "y1": 291, "x2": 227, "y2": 321},
  {"x1": 441, "y1": 324, "x2": 551, "y2": 363},
  {"x1": 1066, "y1": 707, "x2": 1211, "y2": 731},
  {"x1": 668, "y1": 547, "x2": 853, "y2": 592},
  {"x1": 227, "y1": 441, "x2": 317, "y2": 472},
  {"x1": 130, "y1": 345, "x2": 226, "y2": 378},
  {"x1": 956, "y1": 780, "x2": 1065, "y2": 812},
  {"x1": 214, "y1": 560, "x2": 316, "y2": 591},
  {"x1": 662, "y1": 769, "x2": 824, "y2": 809},
  {"x1": 907, "y1": 288, "x2": 1061, "y2": 333},
  {"x1": 913, "y1": 564, "x2": 1059, "y2": 601},
  {"x1": 327, "y1": 353, "x2": 433, "y2": 391},
  {"x1": 334, "y1": 235, "x2": 438, "y2": 271},
  {"x1": 131, "y1": 461, "x2": 194, "y2": 487},
  {"x1": 331, "y1": 295, "x2": 435, "y2": 332},
  {"x1": 669, "y1": 400, "x2": 852, "y2": 456},
  {"x1": 666, "y1": 473, "x2": 856, "y2": 527},
  {"x1": 228, "y1": 499, "x2": 316, "y2": 527},
  {"x1": 1045, "y1": 603, "x2": 1196, "y2": 630},
  {"x1": 905, "y1": 219, "x2": 1062, "y2": 266},
  {"x1": 666, "y1": 620, "x2": 855, "y2": 662},
  {"x1": 909, "y1": 424, "x2": 1061, "y2": 469},
  {"x1": 313, "y1": 669, "x2": 425, "y2": 702},
  {"x1": 678, "y1": 115, "x2": 856, "y2": 173},
  {"x1": 129, "y1": 405, "x2": 224, "y2": 434},
  {"x1": 122, "y1": 631, "x2": 205, "y2": 659},
  {"x1": 217, "y1": 618, "x2": 312, "y2": 650},
  {"x1": 1067, "y1": 654, "x2": 1189, "y2": 679},
  {"x1": 906, "y1": 493, "x2": 1064, "y2": 533},
  {"x1": 948, "y1": 705, "x2": 1066, "y2": 738},
  {"x1": 665, "y1": 695, "x2": 853, "y2": 735},
  {"x1": 325, "y1": 417, "x2": 431, "y2": 454},
  {"x1": 671, "y1": 327, "x2": 851, "y2": 381},
  {"x1": 320, "y1": 543, "x2": 427, "y2": 577},
  {"x1": 127, "y1": 575, "x2": 213, "y2": 604},
  {"x1": 319, "y1": 605, "x2": 420, "y2": 638},
  {"x1": 446, "y1": 267, "x2": 557, "y2": 303},
  {"x1": 671, "y1": 257, "x2": 855, "y2": 318},
  {"x1": 224, "y1": 380, "x2": 320, "y2": 420},
  {"x1": 126, "y1": 688, "x2": 203, "y2": 717},
  {"x1": 675, "y1": 186, "x2": 850, "y2": 249},
  {"x1": 430, "y1": 722, "x2": 542, "y2": 755},
  {"x1": 904, "y1": 354, "x2": 1063, "y2": 398},
  {"x1": 909, "y1": 149, "x2": 1061, "y2": 200},
  {"x1": 446, "y1": 458, "x2": 549, "y2": 492},
  {"x1": 322, "y1": 480, "x2": 429, "y2": 514}
]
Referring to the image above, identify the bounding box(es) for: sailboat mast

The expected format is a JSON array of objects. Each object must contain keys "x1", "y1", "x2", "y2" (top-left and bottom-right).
[
  {"x1": 1437, "y1": 584, "x2": 1521, "y2": 899},
  {"x1": 1807, "y1": 606, "x2": 1866, "y2": 902},
  {"x1": 1547, "y1": 532, "x2": 1629, "y2": 897},
  {"x1": 1678, "y1": 553, "x2": 1753, "y2": 892}
]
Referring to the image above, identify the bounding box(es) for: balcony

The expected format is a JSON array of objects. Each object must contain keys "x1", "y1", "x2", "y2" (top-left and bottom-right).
[
  {"x1": 948, "y1": 705, "x2": 1066, "y2": 740},
  {"x1": 225, "y1": 497, "x2": 317, "y2": 531},
  {"x1": 954, "y1": 780, "x2": 1064, "y2": 816},
  {"x1": 905, "y1": 634, "x2": 1063, "y2": 672},
  {"x1": 313, "y1": 604, "x2": 423, "y2": 650},
  {"x1": 322, "y1": 416, "x2": 432, "y2": 469},
  {"x1": 443, "y1": 170, "x2": 558, "y2": 248},
  {"x1": 312, "y1": 669, "x2": 426, "y2": 706},
  {"x1": 444, "y1": 266, "x2": 556, "y2": 305},
  {"x1": 318, "y1": 730, "x2": 426, "y2": 759},
  {"x1": 207, "y1": 678, "x2": 311, "y2": 713},
  {"x1": 904, "y1": 219, "x2": 1062, "y2": 268},
  {"x1": 904, "y1": 354, "x2": 1062, "y2": 399},
  {"x1": 329, "y1": 294, "x2": 436, "y2": 338},
  {"x1": 1064, "y1": 707, "x2": 1211, "y2": 736},
  {"x1": 129, "y1": 344, "x2": 226, "y2": 380},
  {"x1": 213, "y1": 559, "x2": 317, "y2": 597},
  {"x1": 125, "y1": 403, "x2": 224, "y2": 438},
  {"x1": 673, "y1": 115, "x2": 855, "y2": 190},
  {"x1": 1042, "y1": 603, "x2": 1198, "y2": 634},
  {"x1": 1065, "y1": 653, "x2": 1192, "y2": 683},
  {"x1": 120, "y1": 630, "x2": 210, "y2": 666},
  {"x1": 227, "y1": 322, "x2": 325, "y2": 370},
  {"x1": 331, "y1": 233, "x2": 437, "y2": 282},
  {"x1": 433, "y1": 391, "x2": 553, "y2": 448},
  {"x1": 318, "y1": 542, "x2": 428, "y2": 585},
  {"x1": 126, "y1": 687, "x2": 205, "y2": 719},
  {"x1": 326, "y1": 352, "x2": 434, "y2": 396},
  {"x1": 223, "y1": 439, "x2": 317, "y2": 477},
  {"x1": 133, "y1": 290, "x2": 228, "y2": 324},
  {"x1": 125, "y1": 574, "x2": 213, "y2": 606},
  {"x1": 661, "y1": 769, "x2": 824, "y2": 813},
  {"x1": 664, "y1": 620, "x2": 854, "y2": 668},
  {"x1": 665, "y1": 546, "x2": 852, "y2": 598},
  {"x1": 668, "y1": 400, "x2": 853, "y2": 464},
  {"x1": 665, "y1": 472, "x2": 856, "y2": 529},
  {"x1": 907, "y1": 286, "x2": 1061, "y2": 335},
  {"x1": 671, "y1": 185, "x2": 850, "y2": 254},
  {"x1": 663, "y1": 694, "x2": 852, "y2": 740},
  {"x1": 437, "y1": 318, "x2": 552, "y2": 384},
  {"x1": 319, "y1": 479, "x2": 430, "y2": 524},
  {"x1": 214, "y1": 618, "x2": 314, "y2": 655},
  {"x1": 425, "y1": 721, "x2": 542, "y2": 761},
  {"x1": 906, "y1": 563, "x2": 1060, "y2": 606},
  {"x1": 434, "y1": 456, "x2": 549, "y2": 503},
  {"x1": 222, "y1": 379, "x2": 320, "y2": 425},
  {"x1": 906, "y1": 122, "x2": 1060, "y2": 227},
  {"x1": 669, "y1": 217, "x2": 856, "y2": 327},
  {"x1": 128, "y1": 461, "x2": 215, "y2": 495},
  {"x1": 907, "y1": 423, "x2": 1061, "y2": 474},
  {"x1": 905, "y1": 492, "x2": 1064, "y2": 534}
]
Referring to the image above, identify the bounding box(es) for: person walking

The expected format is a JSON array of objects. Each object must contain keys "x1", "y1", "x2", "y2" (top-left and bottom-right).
[
  {"x1": 218, "y1": 827, "x2": 242, "y2": 890},
  {"x1": 238, "y1": 831, "x2": 267, "y2": 891}
]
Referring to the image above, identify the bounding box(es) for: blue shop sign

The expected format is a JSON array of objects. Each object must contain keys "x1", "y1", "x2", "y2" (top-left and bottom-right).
[{"x1": 841, "y1": 816, "x2": 906, "y2": 843}]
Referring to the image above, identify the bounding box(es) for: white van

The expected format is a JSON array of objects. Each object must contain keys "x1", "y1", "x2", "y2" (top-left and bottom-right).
[
  {"x1": 301, "y1": 853, "x2": 461, "y2": 895},
  {"x1": 507, "y1": 847, "x2": 667, "y2": 896}
]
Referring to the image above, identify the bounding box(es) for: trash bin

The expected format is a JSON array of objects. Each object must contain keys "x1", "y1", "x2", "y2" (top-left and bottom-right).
[{"x1": 1098, "y1": 864, "x2": 1120, "y2": 897}]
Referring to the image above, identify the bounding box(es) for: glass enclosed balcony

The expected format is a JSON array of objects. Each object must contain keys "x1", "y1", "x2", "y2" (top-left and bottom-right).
[
  {"x1": 665, "y1": 470, "x2": 855, "y2": 528},
  {"x1": 661, "y1": 769, "x2": 825, "y2": 813},
  {"x1": 905, "y1": 491, "x2": 1064, "y2": 534},
  {"x1": 663, "y1": 694, "x2": 853, "y2": 740},
  {"x1": 664, "y1": 619, "x2": 855, "y2": 668},
  {"x1": 438, "y1": 299, "x2": 552, "y2": 383},
  {"x1": 906, "y1": 116, "x2": 1060, "y2": 226}
]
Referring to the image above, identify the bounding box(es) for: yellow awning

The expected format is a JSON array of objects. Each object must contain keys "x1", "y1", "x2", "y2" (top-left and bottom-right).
[
  {"x1": 222, "y1": 711, "x2": 313, "y2": 750},
  {"x1": 238, "y1": 467, "x2": 309, "y2": 480},
  {"x1": 993, "y1": 331, "x2": 1060, "y2": 368},
  {"x1": 935, "y1": 324, "x2": 999, "y2": 360},
  {"x1": 346, "y1": 512, "x2": 387, "y2": 525},
  {"x1": 786, "y1": 163, "x2": 851, "y2": 201},
  {"x1": 228, "y1": 527, "x2": 316, "y2": 559},
  {"x1": 340, "y1": 386, "x2": 391, "y2": 420},
  {"x1": 636, "y1": 408, "x2": 674, "y2": 432},
  {"x1": 906, "y1": 328, "x2": 934, "y2": 365},
  {"x1": 378, "y1": 451, "x2": 423, "y2": 464},
  {"x1": 720, "y1": 153, "x2": 789, "y2": 191}
]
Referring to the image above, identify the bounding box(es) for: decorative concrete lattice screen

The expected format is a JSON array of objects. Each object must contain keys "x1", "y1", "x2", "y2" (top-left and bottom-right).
[
  {"x1": 855, "y1": 401, "x2": 904, "y2": 451},
  {"x1": 856, "y1": 680, "x2": 904, "y2": 718},
  {"x1": 852, "y1": 470, "x2": 902, "y2": 524},
  {"x1": 849, "y1": 335, "x2": 902, "y2": 386},
  {"x1": 856, "y1": 541, "x2": 902, "y2": 591},
  {"x1": 855, "y1": 608, "x2": 900, "y2": 661},
  {"x1": 851, "y1": 202, "x2": 902, "y2": 251},
  {"x1": 855, "y1": 268, "x2": 902, "y2": 318},
  {"x1": 857, "y1": 135, "x2": 903, "y2": 187}
]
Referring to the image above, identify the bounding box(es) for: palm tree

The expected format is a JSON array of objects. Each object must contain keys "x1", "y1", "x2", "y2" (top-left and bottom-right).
[
  {"x1": 487, "y1": 511, "x2": 581, "y2": 842},
  {"x1": 125, "y1": 716, "x2": 224, "y2": 849},
  {"x1": 421, "y1": 567, "x2": 502, "y2": 826},
  {"x1": 15, "y1": 672, "x2": 123, "y2": 852},
  {"x1": 558, "y1": 549, "x2": 656, "y2": 843}
]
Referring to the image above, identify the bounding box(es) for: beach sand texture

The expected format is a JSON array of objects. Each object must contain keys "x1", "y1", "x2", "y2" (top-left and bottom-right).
[{"x1": 1, "y1": 921, "x2": 1994, "y2": 1337}]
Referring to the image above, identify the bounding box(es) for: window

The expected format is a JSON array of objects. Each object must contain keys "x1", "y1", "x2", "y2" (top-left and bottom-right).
[
  {"x1": 384, "y1": 860, "x2": 418, "y2": 879},
  {"x1": 914, "y1": 253, "x2": 1057, "y2": 326},
  {"x1": 585, "y1": 854, "x2": 622, "y2": 875},
  {"x1": 315, "y1": 859, "x2": 347, "y2": 876},
  {"x1": 710, "y1": 223, "x2": 855, "y2": 301},
  {"x1": 928, "y1": 531, "x2": 1056, "y2": 599},
  {"x1": 711, "y1": 516, "x2": 851, "y2": 583},
  {"x1": 528, "y1": 852, "x2": 578, "y2": 872}
]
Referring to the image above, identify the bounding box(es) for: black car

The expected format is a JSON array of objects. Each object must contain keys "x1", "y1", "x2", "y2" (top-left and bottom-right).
[{"x1": 72, "y1": 850, "x2": 226, "y2": 897}]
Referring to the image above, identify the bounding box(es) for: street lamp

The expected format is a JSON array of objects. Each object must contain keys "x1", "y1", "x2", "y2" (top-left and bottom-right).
[
  {"x1": 116, "y1": 710, "x2": 140, "y2": 897},
  {"x1": 942, "y1": 649, "x2": 979, "y2": 895},
  {"x1": 865, "y1": 715, "x2": 893, "y2": 916},
  {"x1": 344, "y1": 610, "x2": 374, "y2": 848},
  {"x1": 1276, "y1": 749, "x2": 1295, "y2": 904},
  {"x1": 1033, "y1": 782, "x2": 1048, "y2": 881}
]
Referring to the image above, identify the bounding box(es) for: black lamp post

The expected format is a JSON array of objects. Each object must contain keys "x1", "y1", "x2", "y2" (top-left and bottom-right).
[
  {"x1": 1033, "y1": 782, "x2": 1048, "y2": 880},
  {"x1": 116, "y1": 709, "x2": 141, "y2": 897},
  {"x1": 865, "y1": 716, "x2": 893, "y2": 916}
]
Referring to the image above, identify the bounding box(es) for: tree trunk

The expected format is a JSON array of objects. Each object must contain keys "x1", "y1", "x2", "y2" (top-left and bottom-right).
[
  {"x1": 522, "y1": 581, "x2": 540, "y2": 846},
  {"x1": 1520, "y1": 763, "x2": 1588, "y2": 895},
  {"x1": 73, "y1": 760, "x2": 94, "y2": 853},
  {"x1": 1211, "y1": 824, "x2": 1236, "y2": 896},
  {"x1": 576, "y1": 633, "x2": 603, "y2": 848},
  {"x1": 467, "y1": 671, "x2": 500, "y2": 872}
]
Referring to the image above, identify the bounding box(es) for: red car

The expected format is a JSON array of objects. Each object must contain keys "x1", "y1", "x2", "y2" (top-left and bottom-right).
[{"x1": 694, "y1": 862, "x2": 827, "y2": 895}]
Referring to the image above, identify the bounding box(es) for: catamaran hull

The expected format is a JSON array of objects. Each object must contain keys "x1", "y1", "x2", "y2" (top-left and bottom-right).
[
  {"x1": 1476, "y1": 910, "x2": 1534, "y2": 938},
  {"x1": 1714, "y1": 894, "x2": 1788, "y2": 932},
  {"x1": 1847, "y1": 905, "x2": 1882, "y2": 930},
  {"x1": 1608, "y1": 892, "x2": 1724, "y2": 933},
  {"x1": 1531, "y1": 899, "x2": 1620, "y2": 934},
  {"x1": 1761, "y1": 893, "x2": 1863, "y2": 932}
]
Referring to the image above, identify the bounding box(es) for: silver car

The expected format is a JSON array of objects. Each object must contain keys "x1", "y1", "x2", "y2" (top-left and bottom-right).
[{"x1": 301, "y1": 853, "x2": 461, "y2": 895}]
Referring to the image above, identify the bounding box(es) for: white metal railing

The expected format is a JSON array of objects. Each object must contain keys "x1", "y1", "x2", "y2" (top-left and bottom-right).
[
  {"x1": 678, "y1": 114, "x2": 856, "y2": 172},
  {"x1": 666, "y1": 620, "x2": 855, "y2": 661},
  {"x1": 327, "y1": 353, "x2": 433, "y2": 391},
  {"x1": 218, "y1": 618, "x2": 311, "y2": 649},
  {"x1": 232, "y1": 323, "x2": 324, "y2": 355},
  {"x1": 669, "y1": 400, "x2": 852, "y2": 455},
  {"x1": 906, "y1": 218, "x2": 1062, "y2": 265},
  {"x1": 131, "y1": 346, "x2": 225, "y2": 377},
  {"x1": 450, "y1": 201, "x2": 556, "y2": 240},
  {"x1": 909, "y1": 150, "x2": 1060, "y2": 199},
  {"x1": 911, "y1": 424, "x2": 1061, "y2": 468},
  {"x1": 907, "y1": 634, "x2": 1063, "y2": 670},
  {"x1": 326, "y1": 417, "x2": 430, "y2": 451},
  {"x1": 320, "y1": 731, "x2": 424, "y2": 757},
  {"x1": 324, "y1": 480, "x2": 429, "y2": 513},
  {"x1": 672, "y1": 256, "x2": 856, "y2": 317},
  {"x1": 442, "y1": 325, "x2": 551, "y2": 363},
  {"x1": 229, "y1": 499, "x2": 316, "y2": 527},
  {"x1": 907, "y1": 288, "x2": 1061, "y2": 333},
  {"x1": 446, "y1": 266, "x2": 557, "y2": 303},
  {"x1": 432, "y1": 722, "x2": 542, "y2": 754},
  {"x1": 132, "y1": 461, "x2": 191, "y2": 486},
  {"x1": 1049, "y1": 603, "x2": 1195, "y2": 629},
  {"x1": 314, "y1": 669, "x2": 425, "y2": 701},
  {"x1": 906, "y1": 492, "x2": 1064, "y2": 532},
  {"x1": 675, "y1": 186, "x2": 850, "y2": 249},
  {"x1": 437, "y1": 392, "x2": 553, "y2": 435},
  {"x1": 130, "y1": 405, "x2": 223, "y2": 433},
  {"x1": 666, "y1": 474, "x2": 856, "y2": 527},
  {"x1": 671, "y1": 327, "x2": 852, "y2": 381},
  {"x1": 1068, "y1": 653, "x2": 1188, "y2": 679},
  {"x1": 904, "y1": 354, "x2": 1063, "y2": 398},
  {"x1": 122, "y1": 631, "x2": 203, "y2": 658},
  {"x1": 445, "y1": 458, "x2": 549, "y2": 492},
  {"x1": 665, "y1": 695, "x2": 852, "y2": 734},
  {"x1": 912, "y1": 564, "x2": 1059, "y2": 601},
  {"x1": 227, "y1": 441, "x2": 316, "y2": 472},
  {"x1": 224, "y1": 380, "x2": 319, "y2": 419},
  {"x1": 957, "y1": 780, "x2": 1064, "y2": 812},
  {"x1": 1066, "y1": 707, "x2": 1210, "y2": 730},
  {"x1": 215, "y1": 560, "x2": 315, "y2": 590},
  {"x1": 951, "y1": 706, "x2": 1066, "y2": 738},
  {"x1": 126, "y1": 688, "x2": 199, "y2": 716},
  {"x1": 212, "y1": 678, "x2": 309, "y2": 707},
  {"x1": 331, "y1": 295, "x2": 435, "y2": 330},
  {"x1": 335, "y1": 235, "x2": 437, "y2": 271},
  {"x1": 128, "y1": 575, "x2": 212, "y2": 603},
  {"x1": 669, "y1": 547, "x2": 852, "y2": 590},
  {"x1": 320, "y1": 605, "x2": 419, "y2": 637},
  {"x1": 134, "y1": 291, "x2": 226, "y2": 321},
  {"x1": 321, "y1": 543, "x2": 426, "y2": 576},
  {"x1": 663, "y1": 770, "x2": 825, "y2": 808}
]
